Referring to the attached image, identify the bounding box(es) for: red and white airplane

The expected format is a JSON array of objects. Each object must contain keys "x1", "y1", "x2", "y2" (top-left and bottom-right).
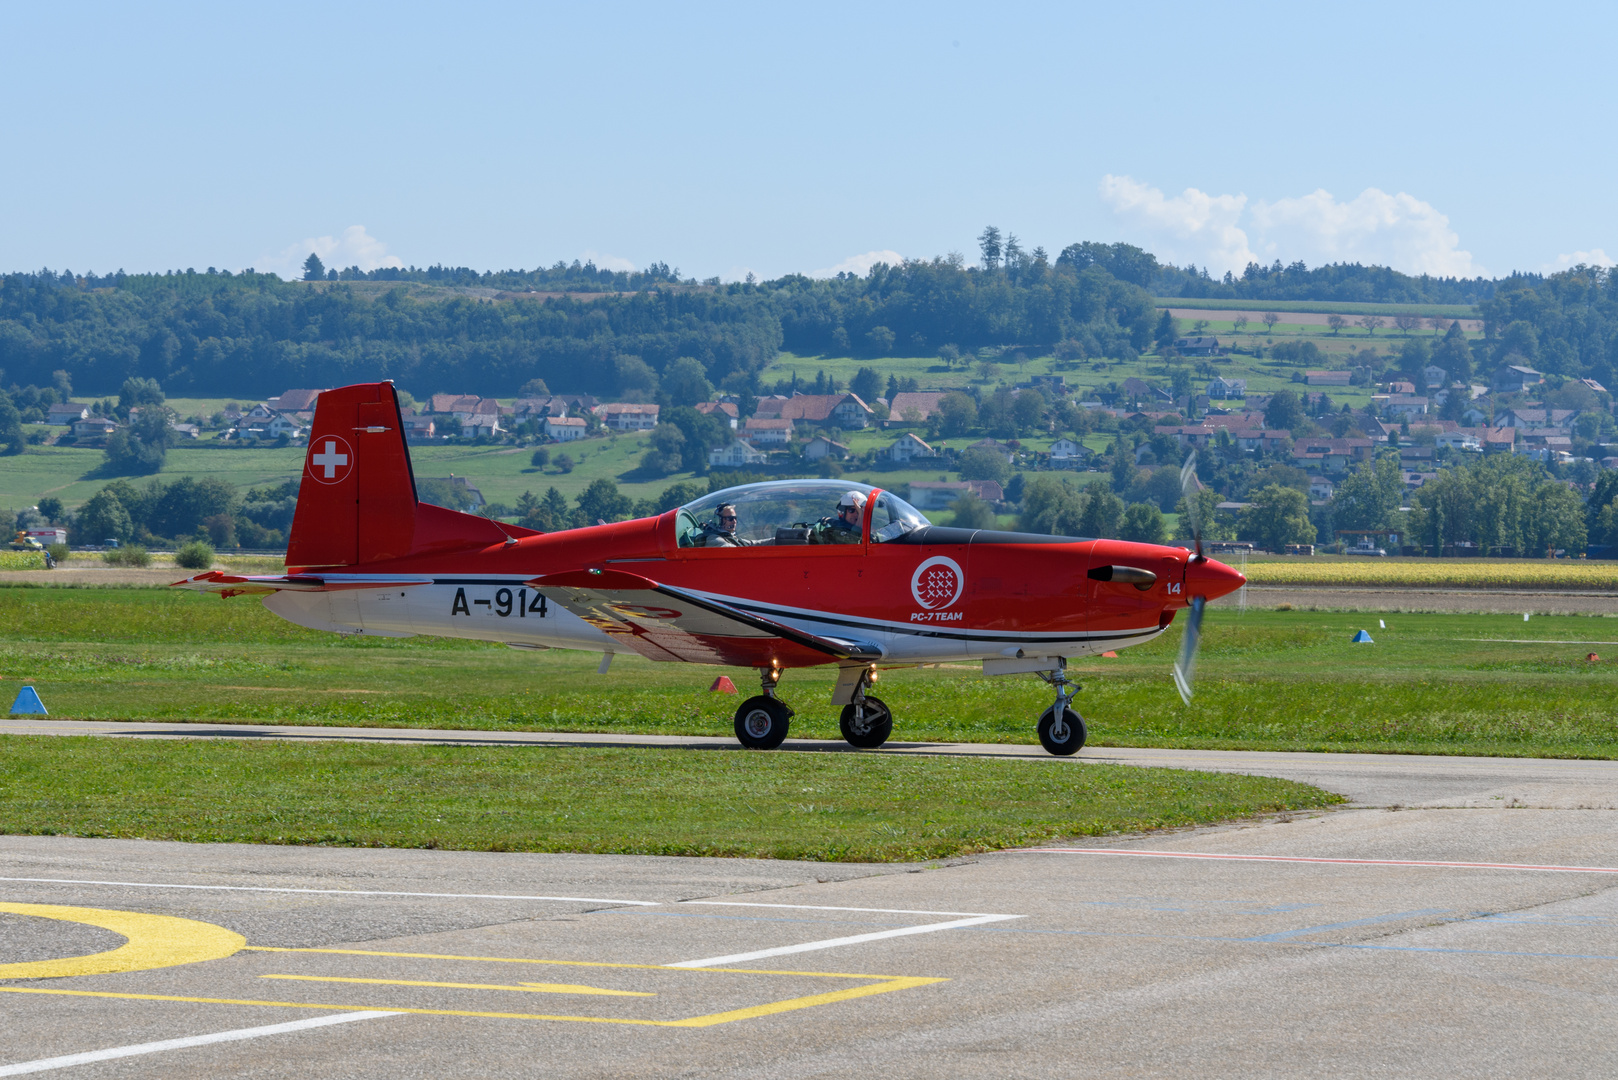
[{"x1": 177, "y1": 382, "x2": 1245, "y2": 755}]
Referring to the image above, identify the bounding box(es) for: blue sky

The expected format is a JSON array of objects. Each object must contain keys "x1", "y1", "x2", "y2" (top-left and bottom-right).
[{"x1": 1, "y1": 1, "x2": 1612, "y2": 281}]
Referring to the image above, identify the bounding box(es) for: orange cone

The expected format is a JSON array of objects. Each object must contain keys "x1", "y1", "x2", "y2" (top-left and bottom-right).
[
  {"x1": 709, "y1": 676, "x2": 738, "y2": 693},
  {"x1": 1588, "y1": 653, "x2": 1600, "y2": 662},
  {"x1": 1101, "y1": 651, "x2": 1118, "y2": 658}
]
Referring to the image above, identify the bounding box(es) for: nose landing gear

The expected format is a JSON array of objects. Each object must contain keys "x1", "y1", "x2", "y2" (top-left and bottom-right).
[
  {"x1": 1034, "y1": 661, "x2": 1087, "y2": 756},
  {"x1": 734, "y1": 666, "x2": 794, "y2": 750},
  {"x1": 838, "y1": 666, "x2": 893, "y2": 749}
]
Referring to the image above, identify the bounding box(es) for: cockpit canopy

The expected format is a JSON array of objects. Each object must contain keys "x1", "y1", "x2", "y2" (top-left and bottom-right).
[{"x1": 676, "y1": 479, "x2": 931, "y2": 547}]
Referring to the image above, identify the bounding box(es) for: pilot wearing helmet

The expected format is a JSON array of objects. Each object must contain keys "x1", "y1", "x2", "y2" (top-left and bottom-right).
[
  {"x1": 810, "y1": 490, "x2": 866, "y2": 545},
  {"x1": 696, "y1": 503, "x2": 752, "y2": 547}
]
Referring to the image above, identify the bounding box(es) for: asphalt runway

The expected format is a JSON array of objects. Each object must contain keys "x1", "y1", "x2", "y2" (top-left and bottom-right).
[{"x1": 3, "y1": 728, "x2": 1618, "y2": 1076}]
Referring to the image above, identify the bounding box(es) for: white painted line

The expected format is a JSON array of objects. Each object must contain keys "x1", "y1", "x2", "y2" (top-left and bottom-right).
[
  {"x1": 669, "y1": 914, "x2": 1023, "y2": 968},
  {"x1": 0, "y1": 1011, "x2": 399, "y2": 1076},
  {"x1": 0, "y1": 876, "x2": 658, "y2": 906},
  {"x1": 1028, "y1": 848, "x2": 1618, "y2": 875},
  {"x1": 683, "y1": 900, "x2": 1006, "y2": 918}
]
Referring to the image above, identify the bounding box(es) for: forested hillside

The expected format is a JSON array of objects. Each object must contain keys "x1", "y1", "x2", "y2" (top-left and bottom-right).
[
  {"x1": 4, "y1": 244, "x2": 1614, "y2": 399},
  {"x1": 0, "y1": 256, "x2": 1158, "y2": 398}
]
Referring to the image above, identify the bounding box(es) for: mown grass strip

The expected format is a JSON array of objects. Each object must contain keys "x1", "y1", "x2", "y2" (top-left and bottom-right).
[
  {"x1": 0, "y1": 737, "x2": 1337, "y2": 861},
  {"x1": 1242, "y1": 561, "x2": 1618, "y2": 590}
]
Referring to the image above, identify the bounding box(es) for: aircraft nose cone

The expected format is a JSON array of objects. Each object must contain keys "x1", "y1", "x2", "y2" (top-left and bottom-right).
[{"x1": 1188, "y1": 557, "x2": 1245, "y2": 600}]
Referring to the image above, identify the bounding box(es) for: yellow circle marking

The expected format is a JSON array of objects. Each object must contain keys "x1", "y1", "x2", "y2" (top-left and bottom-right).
[{"x1": 0, "y1": 902, "x2": 245, "y2": 980}]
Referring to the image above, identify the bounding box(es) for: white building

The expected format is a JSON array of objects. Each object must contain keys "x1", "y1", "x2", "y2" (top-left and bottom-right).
[
  {"x1": 598, "y1": 403, "x2": 660, "y2": 431},
  {"x1": 709, "y1": 440, "x2": 767, "y2": 467},
  {"x1": 1050, "y1": 438, "x2": 1086, "y2": 463},
  {"x1": 887, "y1": 433, "x2": 935, "y2": 463},
  {"x1": 742, "y1": 418, "x2": 794, "y2": 446},
  {"x1": 545, "y1": 416, "x2": 587, "y2": 442}
]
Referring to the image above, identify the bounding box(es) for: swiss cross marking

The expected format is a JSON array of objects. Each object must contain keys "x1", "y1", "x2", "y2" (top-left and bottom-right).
[{"x1": 306, "y1": 435, "x2": 354, "y2": 485}]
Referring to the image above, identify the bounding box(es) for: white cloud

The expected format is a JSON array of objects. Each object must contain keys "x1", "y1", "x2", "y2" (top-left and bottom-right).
[
  {"x1": 1100, "y1": 175, "x2": 1484, "y2": 278},
  {"x1": 581, "y1": 249, "x2": 636, "y2": 272},
  {"x1": 1098, "y1": 175, "x2": 1255, "y2": 274},
  {"x1": 1546, "y1": 248, "x2": 1615, "y2": 271},
  {"x1": 808, "y1": 249, "x2": 905, "y2": 278},
  {"x1": 260, "y1": 225, "x2": 404, "y2": 279},
  {"x1": 1249, "y1": 188, "x2": 1481, "y2": 277}
]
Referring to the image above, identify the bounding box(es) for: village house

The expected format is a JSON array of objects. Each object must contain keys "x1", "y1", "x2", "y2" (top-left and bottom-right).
[
  {"x1": 1496, "y1": 408, "x2": 1578, "y2": 430},
  {"x1": 1049, "y1": 437, "x2": 1087, "y2": 465},
  {"x1": 1155, "y1": 424, "x2": 1215, "y2": 449},
  {"x1": 694, "y1": 401, "x2": 740, "y2": 429},
  {"x1": 597, "y1": 402, "x2": 660, "y2": 431},
  {"x1": 1422, "y1": 365, "x2": 1448, "y2": 389},
  {"x1": 463, "y1": 412, "x2": 503, "y2": 438},
  {"x1": 1492, "y1": 365, "x2": 1545, "y2": 393},
  {"x1": 709, "y1": 440, "x2": 767, "y2": 468},
  {"x1": 544, "y1": 416, "x2": 587, "y2": 442},
  {"x1": 1309, "y1": 477, "x2": 1335, "y2": 500},
  {"x1": 753, "y1": 392, "x2": 875, "y2": 430},
  {"x1": 401, "y1": 413, "x2": 437, "y2": 442},
  {"x1": 1292, "y1": 438, "x2": 1374, "y2": 473},
  {"x1": 45, "y1": 402, "x2": 89, "y2": 425},
  {"x1": 1173, "y1": 335, "x2": 1222, "y2": 357},
  {"x1": 906, "y1": 480, "x2": 1005, "y2": 511},
  {"x1": 1305, "y1": 371, "x2": 1352, "y2": 386},
  {"x1": 72, "y1": 416, "x2": 117, "y2": 440},
  {"x1": 1436, "y1": 430, "x2": 1483, "y2": 451},
  {"x1": 742, "y1": 417, "x2": 794, "y2": 446},
  {"x1": 267, "y1": 388, "x2": 324, "y2": 413},
  {"x1": 511, "y1": 397, "x2": 567, "y2": 422},
  {"x1": 1384, "y1": 395, "x2": 1430, "y2": 418},
  {"x1": 886, "y1": 432, "x2": 936, "y2": 463},
  {"x1": 1206, "y1": 376, "x2": 1246, "y2": 399},
  {"x1": 1234, "y1": 429, "x2": 1291, "y2": 452},
  {"x1": 802, "y1": 435, "x2": 851, "y2": 461},
  {"x1": 885, "y1": 391, "x2": 947, "y2": 427}
]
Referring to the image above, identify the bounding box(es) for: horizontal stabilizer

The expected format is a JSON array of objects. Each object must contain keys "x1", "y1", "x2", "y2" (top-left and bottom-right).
[
  {"x1": 174, "y1": 571, "x2": 432, "y2": 598},
  {"x1": 530, "y1": 568, "x2": 884, "y2": 668}
]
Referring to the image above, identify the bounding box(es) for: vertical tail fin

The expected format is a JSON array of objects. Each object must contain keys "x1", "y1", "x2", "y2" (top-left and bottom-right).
[{"x1": 286, "y1": 382, "x2": 418, "y2": 567}]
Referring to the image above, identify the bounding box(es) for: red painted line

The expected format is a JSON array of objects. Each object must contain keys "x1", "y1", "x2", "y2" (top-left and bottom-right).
[{"x1": 1027, "y1": 848, "x2": 1618, "y2": 874}]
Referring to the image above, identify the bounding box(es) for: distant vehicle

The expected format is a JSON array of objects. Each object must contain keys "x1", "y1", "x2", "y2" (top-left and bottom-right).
[
  {"x1": 1345, "y1": 540, "x2": 1387, "y2": 556},
  {"x1": 9, "y1": 532, "x2": 54, "y2": 568},
  {"x1": 105, "y1": 538, "x2": 121, "y2": 549}
]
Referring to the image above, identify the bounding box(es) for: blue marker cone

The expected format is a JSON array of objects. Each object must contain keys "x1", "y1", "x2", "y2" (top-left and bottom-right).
[
  {"x1": 9, "y1": 686, "x2": 47, "y2": 714},
  {"x1": 1351, "y1": 630, "x2": 1374, "y2": 644}
]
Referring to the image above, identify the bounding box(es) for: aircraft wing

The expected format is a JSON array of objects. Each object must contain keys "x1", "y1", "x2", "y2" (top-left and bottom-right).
[
  {"x1": 173, "y1": 571, "x2": 432, "y2": 598},
  {"x1": 529, "y1": 568, "x2": 885, "y2": 667}
]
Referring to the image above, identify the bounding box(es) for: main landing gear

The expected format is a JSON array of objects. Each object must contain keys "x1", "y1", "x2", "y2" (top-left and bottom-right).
[
  {"x1": 732, "y1": 665, "x2": 896, "y2": 751},
  {"x1": 734, "y1": 667, "x2": 794, "y2": 750},
  {"x1": 1034, "y1": 661, "x2": 1087, "y2": 756}
]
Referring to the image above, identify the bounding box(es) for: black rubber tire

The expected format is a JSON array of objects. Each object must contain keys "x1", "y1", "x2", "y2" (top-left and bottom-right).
[
  {"x1": 734, "y1": 695, "x2": 792, "y2": 750},
  {"x1": 1037, "y1": 706, "x2": 1087, "y2": 756},
  {"x1": 839, "y1": 696, "x2": 894, "y2": 749}
]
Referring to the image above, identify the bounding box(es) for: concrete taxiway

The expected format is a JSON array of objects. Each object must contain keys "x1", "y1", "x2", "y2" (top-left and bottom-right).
[{"x1": 2, "y1": 723, "x2": 1618, "y2": 1076}]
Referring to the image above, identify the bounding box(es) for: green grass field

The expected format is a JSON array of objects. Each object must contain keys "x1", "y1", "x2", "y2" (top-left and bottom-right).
[
  {"x1": 0, "y1": 736, "x2": 1334, "y2": 860},
  {"x1": 5, "y1": 587, "x2": 1618, "y2": 759}
]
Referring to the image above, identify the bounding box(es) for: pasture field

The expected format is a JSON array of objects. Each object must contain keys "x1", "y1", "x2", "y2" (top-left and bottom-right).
[
  {"x1": 0, "y1": 736, "x2": 1333, "y2": 860},
  {"x1": 4, "y1": 586, "x2": 1618, "y2": 759}
]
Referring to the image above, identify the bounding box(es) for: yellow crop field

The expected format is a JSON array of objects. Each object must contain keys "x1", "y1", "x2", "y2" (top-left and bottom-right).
[
  {"x1": 0, "y1": 551, "x2": 47, "y2": 571},
  {"x1": 1242, "y1": 560, "x2": 1618, "y2": 590}
]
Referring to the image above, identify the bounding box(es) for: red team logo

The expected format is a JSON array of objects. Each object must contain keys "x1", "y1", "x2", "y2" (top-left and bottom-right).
[
  {"x1": 306, "y1": 436, "x2": 354, "y2": 485},
  {"x1": 910, "y1": 556, "x2": 965, "y2": 611}
]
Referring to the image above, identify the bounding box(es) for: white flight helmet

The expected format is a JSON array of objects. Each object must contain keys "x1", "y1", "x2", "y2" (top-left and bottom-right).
[{"x1": 838, "y1": 490, "x2": 868, "y2": 512}]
